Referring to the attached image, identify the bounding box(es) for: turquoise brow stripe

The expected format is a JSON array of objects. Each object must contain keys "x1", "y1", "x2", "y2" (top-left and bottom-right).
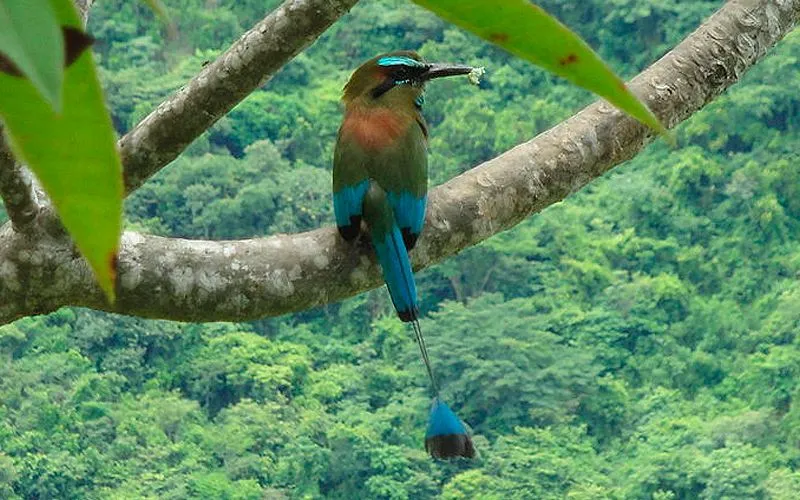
[{"x1": 377, "y1": 56, "x2": 424, "y2": 67}]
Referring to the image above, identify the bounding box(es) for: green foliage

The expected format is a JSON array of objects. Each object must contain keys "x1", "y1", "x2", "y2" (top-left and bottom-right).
[
  {"x1": 3, "y1": 0, "x2": 800, "y2": 498},
  {"x1": 412, "y1": 0, "x2": 668, "y2": 136},
  {"x1": 425, "y1": 295, "x2": 599, "y2": 431}
]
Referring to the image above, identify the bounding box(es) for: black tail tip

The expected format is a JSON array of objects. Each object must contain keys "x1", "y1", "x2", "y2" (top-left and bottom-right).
[
  {"x1": 425, "y1": 433, "x2": 476, "y2": 459},
  {"x1": 397, "y1": 307, "x2": 419, "y2": 323}
]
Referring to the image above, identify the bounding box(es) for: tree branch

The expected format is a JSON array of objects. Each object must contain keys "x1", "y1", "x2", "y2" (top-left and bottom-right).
[
  {"x1": 0, "y1": 127, "x2": 41, "y2": 232},
  {"x1": 118, "y1": 0, "x2": 360, "y2": 194},
  {"x1": 73, "y1": 0, "x2": 94, "y2": 24},
  {"x1": 0, "y1": 0, "x2": 797, "y2": 325}
]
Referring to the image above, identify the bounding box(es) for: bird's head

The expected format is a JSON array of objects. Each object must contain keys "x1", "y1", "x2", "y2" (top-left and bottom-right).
[{"x1": 342, "y1": 50, "x2": 474, "y2": 109}]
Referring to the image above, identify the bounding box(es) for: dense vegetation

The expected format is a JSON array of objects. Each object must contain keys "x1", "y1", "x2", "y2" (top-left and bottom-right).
[{"x1": 2, "y1": 0, "x2": 800, "y2": 497}]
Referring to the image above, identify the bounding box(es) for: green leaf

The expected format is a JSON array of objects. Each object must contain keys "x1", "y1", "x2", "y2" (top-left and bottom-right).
[
  {"x1": 411, "y1": 0, "x2": 669, "y2": 137},
  {"x1": 0, "y1": 0, "x2": 122, "y2": 301},
  {"x1": 0, "y1": 0, "x2": 64, "y2": 110}
]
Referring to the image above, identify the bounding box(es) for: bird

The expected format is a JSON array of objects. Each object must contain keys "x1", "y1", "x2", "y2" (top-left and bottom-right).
[{"x1": 333, "y1": 51, "x2": 476, "y2": 459}]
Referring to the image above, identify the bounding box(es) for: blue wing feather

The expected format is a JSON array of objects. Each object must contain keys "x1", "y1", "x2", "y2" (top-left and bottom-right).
[
  {"x1": 387, "y1": 191, "x2": 426, "y2": 246},
  {"x1": 333, "y1": 180, "x2": 369, "y2": 230}
]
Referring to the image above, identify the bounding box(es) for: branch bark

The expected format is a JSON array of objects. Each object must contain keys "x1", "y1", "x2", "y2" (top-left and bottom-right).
[
  {"x1": 0, "y1": 127, "x2": 41, "y2": 232},
  {"x1": 74, "y1": 0, "x2": 94, "y2": 24},
  {"x1": 118, "y1": 0, "x2": 360, "y2": 194},
  {"x1": 0, "y1": 0, "x2": 797, "y2": 325}
]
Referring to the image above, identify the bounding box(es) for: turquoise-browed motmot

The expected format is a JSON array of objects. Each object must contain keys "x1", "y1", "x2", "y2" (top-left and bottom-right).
[{"x1": 333, "y1": 51, "x2": 477, "y2": 459}]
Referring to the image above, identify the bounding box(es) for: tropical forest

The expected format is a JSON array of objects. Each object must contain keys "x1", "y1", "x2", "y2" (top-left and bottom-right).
[{"x1": 1, "y1": 0, "x2": 800, "y2": 498}]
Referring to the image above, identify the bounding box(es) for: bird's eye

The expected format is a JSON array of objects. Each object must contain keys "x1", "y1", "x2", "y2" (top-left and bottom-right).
[{"x1": 393, "y1": 67, "x2": 412, "y2": 83}]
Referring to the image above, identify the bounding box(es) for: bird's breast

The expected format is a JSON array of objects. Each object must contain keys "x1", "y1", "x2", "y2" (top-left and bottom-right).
[{"x1": 340, "y1": 107, "x2": 413, "y2": 152}]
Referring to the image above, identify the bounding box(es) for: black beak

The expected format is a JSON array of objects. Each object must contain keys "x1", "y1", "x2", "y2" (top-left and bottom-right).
[{"x1": 420, "y1": 63, "x2": 475, "y2": 81}]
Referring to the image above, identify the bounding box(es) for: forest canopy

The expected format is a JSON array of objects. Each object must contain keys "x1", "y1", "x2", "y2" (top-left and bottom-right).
[{"x1": 1, "y1": 0, "x2": 800, "y2": 498}]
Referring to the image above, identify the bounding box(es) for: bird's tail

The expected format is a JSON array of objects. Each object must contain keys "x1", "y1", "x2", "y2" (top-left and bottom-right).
[
  {"x1": 372, "y1": 232, "x2": 474, "y2": 459},
  {"x1": 364, "y1": 183, "x2": 473, "y2": 459},
  {"x1": 370, "y1": 222, "x2": 420, "y2": 323},
  {"x1": 414, "y1": 317, "x2": 475, "y2": 459},
  {"x1": 425, "y1": 398, "x2": 475, "y2": 459}
]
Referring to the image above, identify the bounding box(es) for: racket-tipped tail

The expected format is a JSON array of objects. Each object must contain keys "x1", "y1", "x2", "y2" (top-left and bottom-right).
[{"x1": 425, "y1": 398, "x2": 475, "y2": 459}]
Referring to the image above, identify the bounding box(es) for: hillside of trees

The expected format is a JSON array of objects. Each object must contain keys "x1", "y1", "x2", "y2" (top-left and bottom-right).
[{"x1": 2, "y1": 0, "x2": 800, "y2": 497}]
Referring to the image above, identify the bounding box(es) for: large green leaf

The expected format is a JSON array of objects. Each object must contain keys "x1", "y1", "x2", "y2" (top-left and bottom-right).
[
  {"x1": 0, "y1": 0, "x2": 64, "y2": 109},
  {"x1": 0, "y1": 0, "x2": 122, "y2": 301},
  {"x1": 412, "y1": 0, "x2": 668, "y2": 136}
]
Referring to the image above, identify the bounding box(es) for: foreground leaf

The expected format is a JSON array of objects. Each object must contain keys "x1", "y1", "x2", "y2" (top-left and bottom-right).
[
  {"x1": 0, "y1": 0, "x2": 122, "y2": 301},
  {"x1": 412, "y1": 0, "x2": 668, "y2": 136},
  {"x1": 0, "y1": 0, "x2": 64, "y2": 109}
]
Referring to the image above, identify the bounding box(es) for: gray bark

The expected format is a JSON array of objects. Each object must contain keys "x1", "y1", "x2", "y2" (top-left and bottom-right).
[
  {"x1": 0, "y1": 0, "x2": 797, "y2": 325},
  {"x1": 74, "y1": 0, "x2": 94, "y2": 24},
  {"x1": 0, "y1": 129, "x2": 40, "y2": 231}
]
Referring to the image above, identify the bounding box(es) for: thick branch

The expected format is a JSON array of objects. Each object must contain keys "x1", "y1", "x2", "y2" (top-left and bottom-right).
[
  {"x1": 74, "y1": 0, "x2": 94, "y2": 24},
  {"x1": 118, "y1": 0, "x2": 359, "y2": 194},
  {"x1": 0, "y1": 128, "x2": 41, "y2": 231},
  {"x1": 0, "y1": 0, "x2": 797, "y2": 325}
]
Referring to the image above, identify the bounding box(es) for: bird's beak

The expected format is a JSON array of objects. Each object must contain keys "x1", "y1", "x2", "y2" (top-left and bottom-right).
[{"x1": 420, "y1": 63, "x2": 475, "y2": 81}]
